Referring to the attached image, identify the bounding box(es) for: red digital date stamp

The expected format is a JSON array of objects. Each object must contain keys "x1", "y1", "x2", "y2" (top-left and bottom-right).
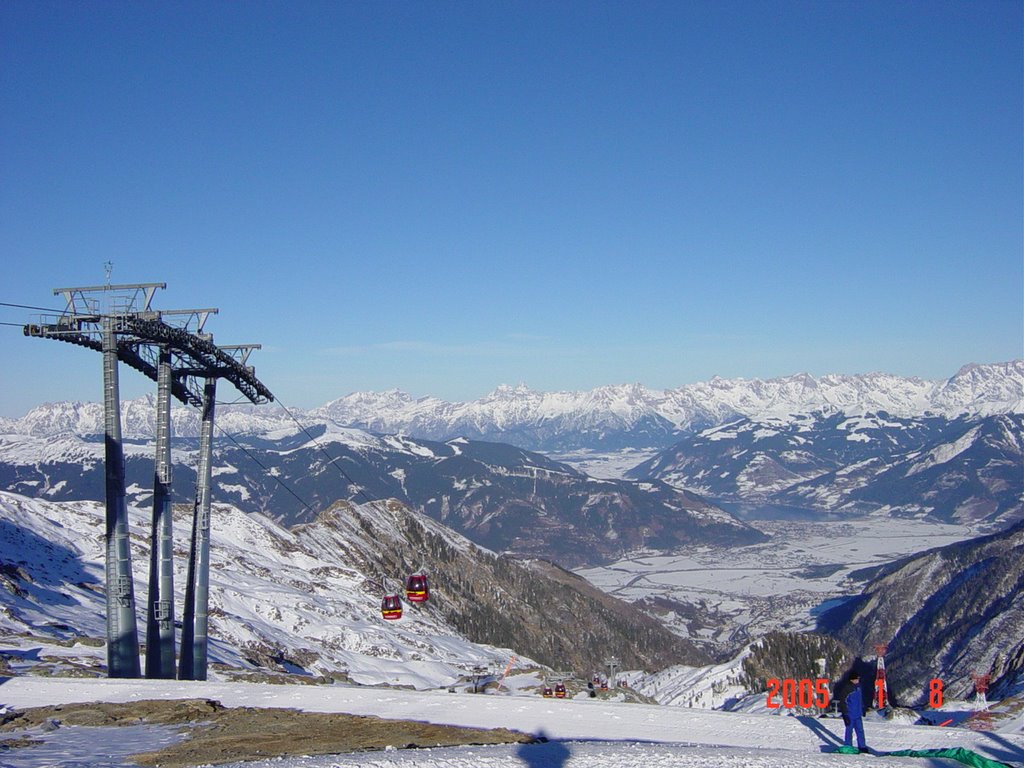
[
  {"x1": 766, "y1": 678, "x2": 830, "y2": 709},
  {"x1": 767, "y1": 677, "x2": 944, "y2": 709}
]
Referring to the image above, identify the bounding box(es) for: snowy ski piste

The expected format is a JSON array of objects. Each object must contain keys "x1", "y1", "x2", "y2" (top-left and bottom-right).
[{"x1": 3, "y1": 677, "x2": 1022, "y2": 768}]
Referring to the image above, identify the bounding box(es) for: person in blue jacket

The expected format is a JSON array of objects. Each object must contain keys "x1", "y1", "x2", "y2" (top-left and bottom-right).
[{"x1": 836, "y1": 670, "x2": 869, "y2": 753}]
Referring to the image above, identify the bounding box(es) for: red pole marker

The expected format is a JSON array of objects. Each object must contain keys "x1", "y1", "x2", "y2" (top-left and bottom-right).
[{"x1": 874, "y1": 644, "x2": 888, "y2": 709}]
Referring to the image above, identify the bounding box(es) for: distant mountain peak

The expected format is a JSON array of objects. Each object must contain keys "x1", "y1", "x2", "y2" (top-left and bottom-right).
[
  {"x1": 487, "y1": 382, "x2": 535, "y2": 397},
  {"x1": 5, "y1": 361, "x2": 1021, "y2": 453}
]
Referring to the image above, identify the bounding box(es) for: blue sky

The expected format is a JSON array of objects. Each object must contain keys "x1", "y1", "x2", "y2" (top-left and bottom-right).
[{"x1": 1, "y1": 1, "x2": 1021, "y2": 417}]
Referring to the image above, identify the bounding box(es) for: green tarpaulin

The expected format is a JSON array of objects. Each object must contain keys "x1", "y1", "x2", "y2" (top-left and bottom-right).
[
  {"x1": 884, "y1": 749, "x2": 1011, "y2": 765},
  {"x1": 838, "y1": 746, "x2": 1018, "y2": 768}
]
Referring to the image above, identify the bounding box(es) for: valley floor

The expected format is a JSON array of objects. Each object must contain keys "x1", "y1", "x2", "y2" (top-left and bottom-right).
[
  {"x1": 577, "y1": 514, "x2": 979, "y2": 649},
  {"x1": 1, "y1": 677, "x2": 1021, "y2": 768}
]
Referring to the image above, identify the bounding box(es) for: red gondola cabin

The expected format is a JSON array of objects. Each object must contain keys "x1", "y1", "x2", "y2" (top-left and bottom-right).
[
  {"x1": 405, "y1": 573, "x2": 429, "y2": 603},
  {"x1": 381, "y1": 594, "x2": 403, "y2": 620},
  {"x1": 554, "y1": 683, "x2": 567, "y2": 698}
]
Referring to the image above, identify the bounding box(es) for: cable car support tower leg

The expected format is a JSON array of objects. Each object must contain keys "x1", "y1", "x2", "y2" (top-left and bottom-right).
[
  {"x1": 103, "y1": 314, "x2": 141, "y2": 678},
  {"x1": 180, "y1": 377, "x2": 216, "y2": 681},
  {"x1": 145, "y1": 346, "x2": 176, "y2": 678}
]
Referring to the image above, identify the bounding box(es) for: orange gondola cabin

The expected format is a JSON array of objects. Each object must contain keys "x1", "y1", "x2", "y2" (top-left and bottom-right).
[
  {"x1": 405, "y1": 573, "x2": 430, "y2": 603},
  {"x1": 381, "y1": 594, "x2": 403, "y2": 620}
]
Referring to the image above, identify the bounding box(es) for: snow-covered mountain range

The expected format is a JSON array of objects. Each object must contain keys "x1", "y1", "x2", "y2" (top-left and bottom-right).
[
  {"x1": 5, "y1": 361, "x2": 1021, "y2": 451},
  {"x1": 1, "y1": 361, "x2": 1019, "y2": 561},
  {"x1": 0, "y1": 425, "x2": 763, "y2": 568},
  {"x1": 312, "y1": 361, "x2": 1024, "y2": 451},
  {"x1": 629, "y1": 412, "x2": 1023, "y2": 527}
]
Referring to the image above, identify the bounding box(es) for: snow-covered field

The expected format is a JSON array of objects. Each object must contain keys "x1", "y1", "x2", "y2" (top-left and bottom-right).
[
  {"x1": 2, "y1": 677, "x2": 1023, "y2": 768},
  {"x1": 551, "y1": 448, "x2": 661, "y2": 479},
  {"x1": 577, "y1": 515, "x2": 978, "y2": 646}
]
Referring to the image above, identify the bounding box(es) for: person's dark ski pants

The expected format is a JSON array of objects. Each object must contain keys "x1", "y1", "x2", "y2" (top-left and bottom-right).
[{"x1": 843, "y1": 713, "x2": 866, "y2": 750}]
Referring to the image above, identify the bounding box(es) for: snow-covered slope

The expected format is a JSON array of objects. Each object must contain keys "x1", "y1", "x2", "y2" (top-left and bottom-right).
[
  {"x1": 0, "y1": 490, "x2": 518, "y2": 690},
  {"x1": 2, "y1": 676, "x2": 1022, "y2": 768},
  {"x1": 817, "y1": 521, "x2": 1024, "y2": 706},
  {"x1": 0, "y1": 486, "x2": 705, "y2": 684},
  {"x1": 629, "y1": 649, "x2": 751, "y2": 710}
]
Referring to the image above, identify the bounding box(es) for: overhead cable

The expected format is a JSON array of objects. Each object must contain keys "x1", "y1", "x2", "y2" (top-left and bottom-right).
[
  {"x1": 213, "y1": 424, "x2": 318, "y2": 517},
  {"x1": 0, "y1": 300, "x2": 67, "y2": 313},
  {"x1": 275, "y1": 399, "x2": 376, "y2": 505}
]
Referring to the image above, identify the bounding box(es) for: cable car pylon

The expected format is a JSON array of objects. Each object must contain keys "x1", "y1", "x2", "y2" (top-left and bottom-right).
[{"x1": 24, "y1": 281, "x2": 273, "y2": 680}]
